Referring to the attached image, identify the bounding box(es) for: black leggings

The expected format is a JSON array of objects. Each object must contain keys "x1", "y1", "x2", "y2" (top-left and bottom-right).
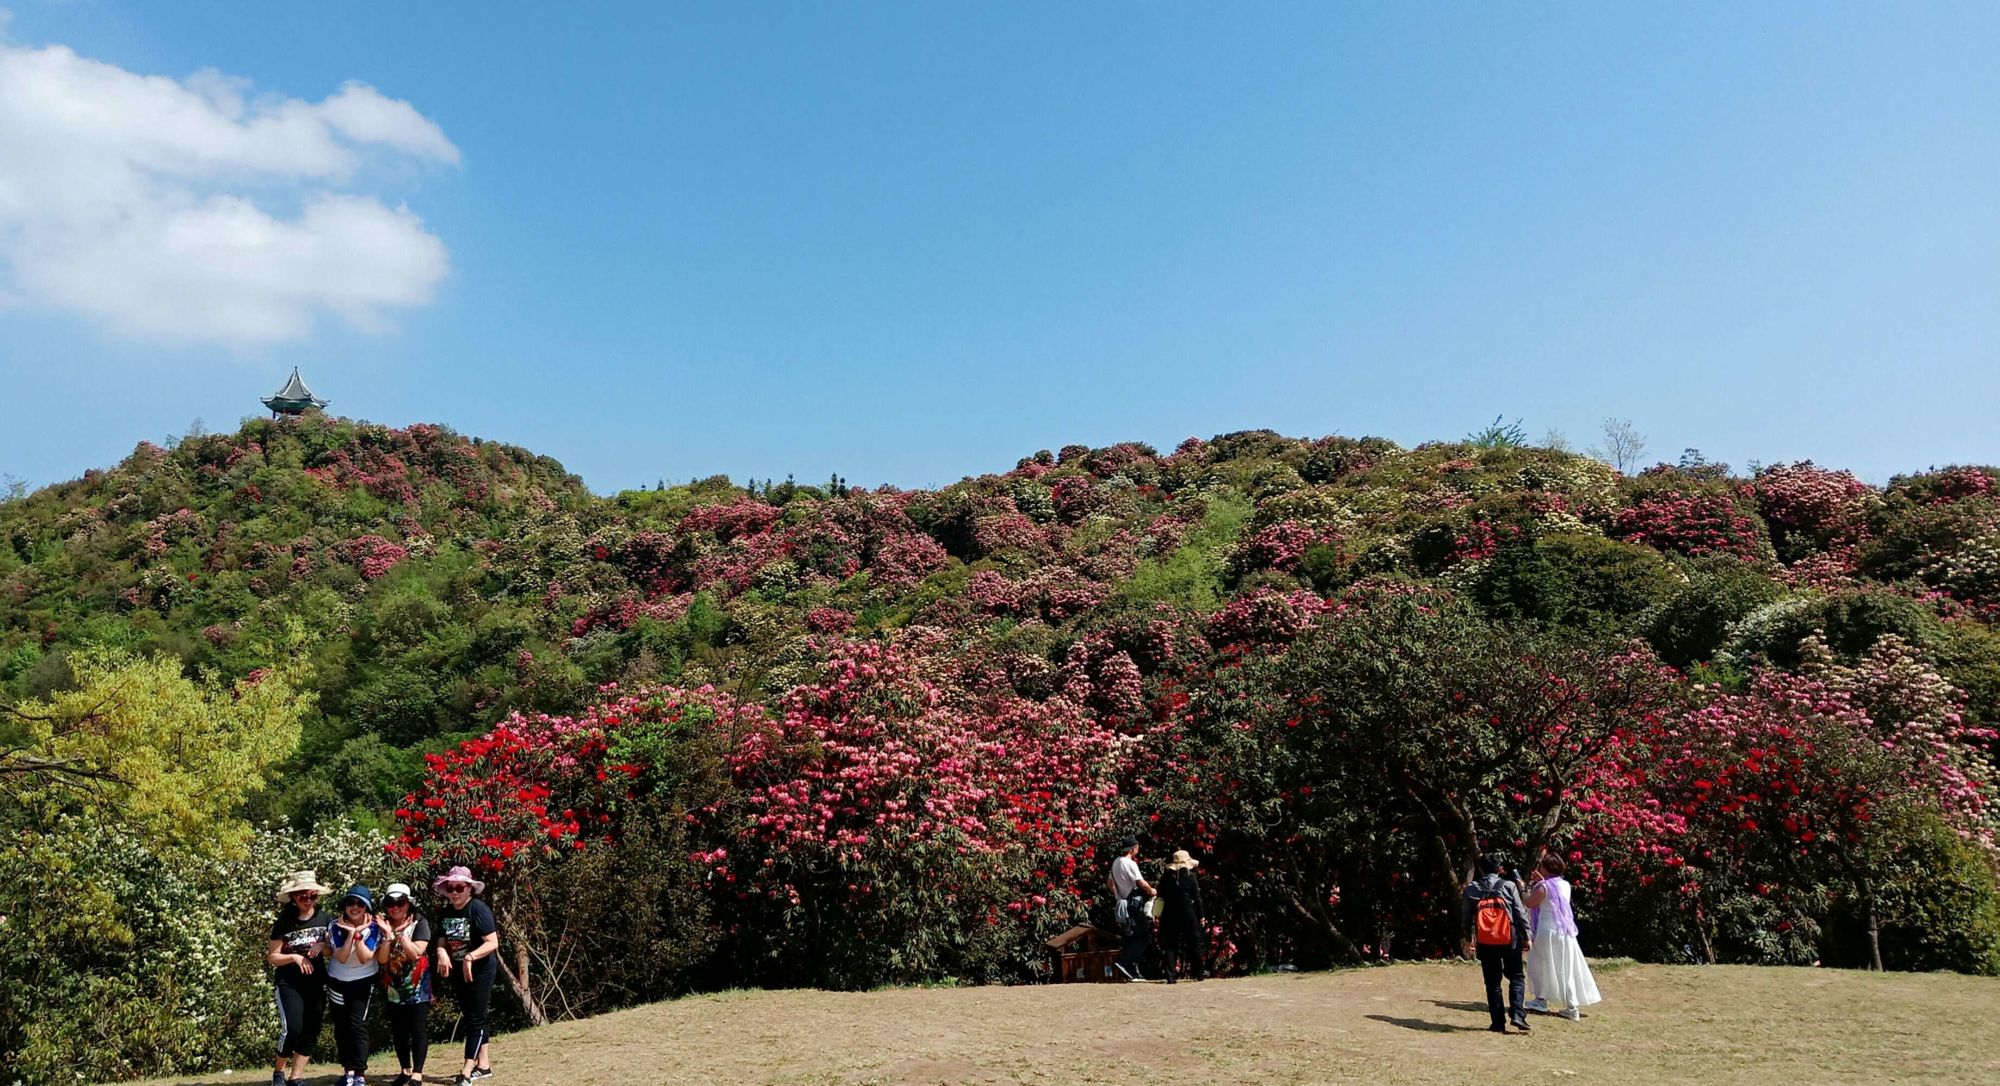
[
  {"x1": 388, "y1": 1000, "x2": 430, "y2": 1073},
  {"x1": 452, "y1": 964, "x2": 496, "y2": 1062},
  {"x1": 326, "y1": 975, "x2": 377, "y2": 1072},
  {"x1": 274, "y1": 981, "x2": 324, "y2": 1060}
]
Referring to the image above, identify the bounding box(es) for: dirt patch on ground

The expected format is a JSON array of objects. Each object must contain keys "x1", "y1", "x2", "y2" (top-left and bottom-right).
[{"x1": 137, "y1": 963, "x2": 2000, "y2": 1086}]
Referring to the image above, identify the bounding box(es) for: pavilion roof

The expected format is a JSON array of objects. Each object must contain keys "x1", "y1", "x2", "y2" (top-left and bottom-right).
[{"x1": 263, "y1": 368, "x2": 328, "y2": 412}]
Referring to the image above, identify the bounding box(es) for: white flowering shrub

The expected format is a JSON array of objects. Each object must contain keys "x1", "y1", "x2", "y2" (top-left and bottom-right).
[{"x1": 0, "y1": 821, "x2": 407, "y2": 1086}]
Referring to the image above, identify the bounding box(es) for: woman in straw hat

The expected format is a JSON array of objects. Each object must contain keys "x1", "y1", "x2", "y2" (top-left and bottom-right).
[
  {"x1": 1157, "y1": 850, "x2": 1207, "y2": 983},
  {"x1": 432, "y1": 866, "x2": 499, "y2": 1086},
  {"x1": 267, "y1": 870, "x2": 334, "y2": 1086}
]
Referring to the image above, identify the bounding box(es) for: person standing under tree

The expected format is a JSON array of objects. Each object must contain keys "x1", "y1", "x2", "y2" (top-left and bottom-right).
[
  {"x1": 433, "y1": 867, "x2": 499, "y2": 1086},
  {"x1": 1461, "y1": 855, "x2": 1534, "y2": 1034},
  {"x1": 267, "y1": 871, "x2": 333, "y2": 1086},
  {"x1": 1525, "y1": 854, "x2": 1602, "y2": 1021},
  {"x1": 377, "y1": 883, "x2": 434, "y2": 1086},
  {"x1": 1108, "y1": 835, "x2": 1156, "y2": 981},
  {"x1": 1157, "y1": 850, "x2": 1206, "y2": 983},
  {"x1": 325, "y1": 885, "x2": 386, "y2": 1086}
]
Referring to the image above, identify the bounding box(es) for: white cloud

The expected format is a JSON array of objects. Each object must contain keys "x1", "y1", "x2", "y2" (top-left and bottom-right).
[{"x1": 0, "y1": 40, "x2": 458, "y2": 347}]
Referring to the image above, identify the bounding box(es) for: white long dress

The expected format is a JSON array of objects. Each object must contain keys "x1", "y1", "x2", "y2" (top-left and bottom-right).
[{"x1": 1526, "y1": 876, "x2": 1602, "y2": 1012}]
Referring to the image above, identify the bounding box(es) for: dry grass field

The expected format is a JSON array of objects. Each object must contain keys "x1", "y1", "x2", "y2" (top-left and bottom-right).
[{"x1": 136, "y1": 962, "x2": 2000, "y2": 1086}]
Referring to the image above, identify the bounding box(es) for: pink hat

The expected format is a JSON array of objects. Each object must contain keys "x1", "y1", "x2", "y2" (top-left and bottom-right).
[{"x1": 431, "y1": 865, "x2": 487, "y2": 894}]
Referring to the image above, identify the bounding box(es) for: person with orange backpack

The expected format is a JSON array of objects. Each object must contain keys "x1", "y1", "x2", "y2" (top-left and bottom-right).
[{"x1": 1460, "y1": 854, "x2": 1534, "y2": 1034}]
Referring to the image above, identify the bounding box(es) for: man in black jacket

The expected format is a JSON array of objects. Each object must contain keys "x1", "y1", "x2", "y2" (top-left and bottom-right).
[{"x1": 1461, "y1": 855, "x2": 1534, "y2": 1033}]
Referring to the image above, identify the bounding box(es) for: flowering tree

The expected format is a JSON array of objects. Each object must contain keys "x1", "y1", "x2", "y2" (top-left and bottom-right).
[{"x1": 698, "y1": 637, "x2": 1132, "y2": 987}]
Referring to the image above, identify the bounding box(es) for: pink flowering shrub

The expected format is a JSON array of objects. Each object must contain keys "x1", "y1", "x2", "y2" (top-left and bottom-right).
[
  {"x1": 342, "y1": 535, "x2": 411, "y2": 579},
  {"x1": 1205, "y1": 588, "x2": 1332, "y2": 648},
  {"x1": 1754, "y1": 462, "x2": 1875, "y2": 561},
  {"x1": 1229, "y1": 519, "x2": 1334, "y2": 574},
  {"x1": 868, "y1": 532, "x2": 948, "y2": 589}
]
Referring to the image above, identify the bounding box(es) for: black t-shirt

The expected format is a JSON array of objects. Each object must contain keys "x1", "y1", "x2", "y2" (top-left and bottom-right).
[
  {"x1": 270, "y1": 907, "x2": 333, "y2": 986},
  {"x1": 436, "y1": 898, "x2": 497, "y2": 974}
]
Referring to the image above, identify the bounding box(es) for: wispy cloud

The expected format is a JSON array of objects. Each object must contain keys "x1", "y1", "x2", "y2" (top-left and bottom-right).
[{"x1": 0, "y1": 37, "x2": 458, "y2": 347}]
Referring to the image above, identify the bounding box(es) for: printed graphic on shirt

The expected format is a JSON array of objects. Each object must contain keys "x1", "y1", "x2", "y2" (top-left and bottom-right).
[
  {"x1": 282, "y1": 926, "x2": 326, "y2": 956},
  {"x1": 382, "y1": 918, "x2": 434, "y2": 1004},
  {"x1": 441, "y1": 915, "x2": 472, "y2": 953}
]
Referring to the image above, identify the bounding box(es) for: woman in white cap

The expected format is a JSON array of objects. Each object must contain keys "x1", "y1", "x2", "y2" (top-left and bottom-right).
[
  {"x1": 267, "y1": 870, "x2": 333, "y2": 1086},
  {"x1": 1157, "y1": 850, "x2": 1207, "y2": 983},
  {"x1": 432, "y1": 866, "x2": 499, "y2": 1086},
  {"x1": 377, "y1": 882, "x2": 434, "y2": 1086},
  {"x1": 326, "y1": 884, "x2": 387, "y2": 1086}
]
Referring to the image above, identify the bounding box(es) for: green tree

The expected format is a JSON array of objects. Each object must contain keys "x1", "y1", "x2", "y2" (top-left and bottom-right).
[{"x1": 2, "y1": 649, "x2": 310, "y2": 851}]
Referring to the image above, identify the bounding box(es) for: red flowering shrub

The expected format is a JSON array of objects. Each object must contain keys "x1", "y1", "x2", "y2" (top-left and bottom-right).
[
  {"x1": 1614, "y1": 488, "x2": 1766, "y2": 560},
  {"x1": 699, "y1": 638, "x2": 1131, "y2": 986},
  {"x1": 1572, "y1": 652, "x2": 1998, "y2": 968}
]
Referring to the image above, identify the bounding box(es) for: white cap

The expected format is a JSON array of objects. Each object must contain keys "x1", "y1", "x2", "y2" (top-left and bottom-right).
[{"x1": 383, "y1": 882, "x2": 414, "y2": 902}]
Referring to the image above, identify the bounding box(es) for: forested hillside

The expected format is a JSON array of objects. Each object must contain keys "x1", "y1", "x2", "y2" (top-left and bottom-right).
[{"x1": 3, "y1": 417, "x2": 1997, "y2": 1082}]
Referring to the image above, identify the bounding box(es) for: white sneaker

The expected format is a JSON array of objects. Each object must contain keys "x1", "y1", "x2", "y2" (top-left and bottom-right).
[
  {"x1": 1560, "y1": 1007, "x2": 1580, "y2": 1021},
  {"x1": 1525, "y1": 997, "x2": 1549, "y2": 1012}
]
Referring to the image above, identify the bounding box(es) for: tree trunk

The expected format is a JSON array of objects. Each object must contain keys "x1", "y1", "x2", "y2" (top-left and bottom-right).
[
  {"x1": 1863, "y1": 879, "x2": 1883, "y2": 972},
  {"x1": 497, "y1": 932, "x2": 549, "y2": 1026}
]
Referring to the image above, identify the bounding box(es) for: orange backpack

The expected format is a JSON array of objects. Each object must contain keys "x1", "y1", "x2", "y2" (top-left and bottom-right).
[{"x1": 1474, "y1": 887, "x2": 1515, "y2": 946}]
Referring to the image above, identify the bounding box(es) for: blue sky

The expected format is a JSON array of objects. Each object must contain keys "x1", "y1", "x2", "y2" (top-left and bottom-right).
[{"x1": 3, "y1": 2, "x2": 1998, "y2": 493}]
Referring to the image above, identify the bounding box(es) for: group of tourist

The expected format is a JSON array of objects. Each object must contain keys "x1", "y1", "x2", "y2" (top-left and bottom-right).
[
  {"x1": 267, "y1": 866, "x2": 499, "y2": 1086},
  {"x1": 1108, "y1": 839, "x2": 1604, "y2": 1033},
  {"x1": 270, "y1": 844, "x2": 1598, "y2": 1077}
]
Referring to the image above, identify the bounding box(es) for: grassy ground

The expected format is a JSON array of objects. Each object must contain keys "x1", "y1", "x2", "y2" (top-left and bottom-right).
[{"x1": 138, "y1": 962, "x2": 1998, "y2": 1086}]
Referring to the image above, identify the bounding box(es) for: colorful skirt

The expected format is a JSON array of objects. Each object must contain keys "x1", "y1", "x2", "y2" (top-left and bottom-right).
[{"x1": 1527, "y1": 932, "x2": 1602, "y2": 1010}]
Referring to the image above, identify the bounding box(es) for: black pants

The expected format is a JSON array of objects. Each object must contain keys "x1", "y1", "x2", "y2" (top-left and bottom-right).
[
  {"x1": 452, "y1": 964, "x2": 497, "y2": 1062},
  {"x1": 327, "y1": 975, "x2": 377, "y2": 1071},
  {"x1": 388, "y1": 1000, "x2": 430, "y2": 1073},
  {"x1": 1118, "y1": 909, "x2": 1152, "y2": 977},
  {"x1": 274, "y1": 981, "x2": 325, "y2": 1059},
  {"x1": 1477, "y1": 943, "x2": 1526, "y2": 1028},
  {"x1": 1161, "y1": 909, "x2": 1204, "y2": 980}
]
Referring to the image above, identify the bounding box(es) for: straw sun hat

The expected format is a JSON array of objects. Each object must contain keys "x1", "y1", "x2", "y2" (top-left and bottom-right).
[
  {"x1": 1167, "y1": 850, "x2": 1200, "y2": 871},
  {"x1": 274, "y1": 870, "x2": 333, "y2": 902}
]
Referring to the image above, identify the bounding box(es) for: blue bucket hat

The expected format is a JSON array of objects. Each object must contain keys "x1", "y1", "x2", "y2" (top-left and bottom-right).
[{"x1": 339, "y1": 884, "x2": 374, "y2": 911}]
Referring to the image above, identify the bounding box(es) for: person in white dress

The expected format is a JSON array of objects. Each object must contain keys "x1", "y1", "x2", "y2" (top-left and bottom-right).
[{"x1": 1525, "y1": 855, "x2": 1602, "y2": 1020}]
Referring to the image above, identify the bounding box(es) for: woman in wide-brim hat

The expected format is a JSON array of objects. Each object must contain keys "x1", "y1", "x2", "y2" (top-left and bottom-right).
[
  {"x1": 1158, "y1": 851, "x2": 1207, "y2": 983},
  {"x1": 267, "y1": 871, "x2": 335, "y2": 1086},
  {"x1": 432, "y1": 867, "x2": 499, "y2": 1086}
]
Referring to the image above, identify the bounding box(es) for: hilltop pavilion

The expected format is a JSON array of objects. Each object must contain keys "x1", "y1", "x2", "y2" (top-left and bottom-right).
[{"x1": 262, "y1": 368, "x2": 329, "y2": 417}]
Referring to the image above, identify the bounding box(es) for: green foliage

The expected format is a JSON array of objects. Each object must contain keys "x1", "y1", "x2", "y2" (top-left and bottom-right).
[
  {"x1": 1465, "y1": 415, "x2": 1529, "y2": 449},
  {"x1": 1474, "y1": 533, "x2": 1680, "y2": 633},
  {"x1": 1645, "y1": 558, "x2": 1789, "y2": 669},
  {"x1": 4, "y1": 648, "x2": 310, "y2": 852},
  {"x1": 1119, "y1": 491, "x2": 1251, "y2": 611}
]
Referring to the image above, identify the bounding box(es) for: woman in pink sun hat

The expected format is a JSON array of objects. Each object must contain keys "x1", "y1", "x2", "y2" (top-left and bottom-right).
[{"x1": 431, "y1": 867, "x2": 498, "y2": 1086}]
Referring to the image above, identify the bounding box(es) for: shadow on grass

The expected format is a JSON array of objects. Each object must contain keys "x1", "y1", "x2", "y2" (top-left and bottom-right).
[
  {"x1": 1427, "y1": 999, "x2": 1496, "y2": 1014},
  {"x1": 1364, "y1": 1014, "x2": 1486, "y2": 1034}
]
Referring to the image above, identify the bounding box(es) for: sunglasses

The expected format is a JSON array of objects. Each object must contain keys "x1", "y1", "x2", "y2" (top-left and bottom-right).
[
  {"x1": 443, "y1": 884, "x2": 472, "y2": 893},
  {"x1": 292, "y1": 892, "x2": 320, "y2": 900}
]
